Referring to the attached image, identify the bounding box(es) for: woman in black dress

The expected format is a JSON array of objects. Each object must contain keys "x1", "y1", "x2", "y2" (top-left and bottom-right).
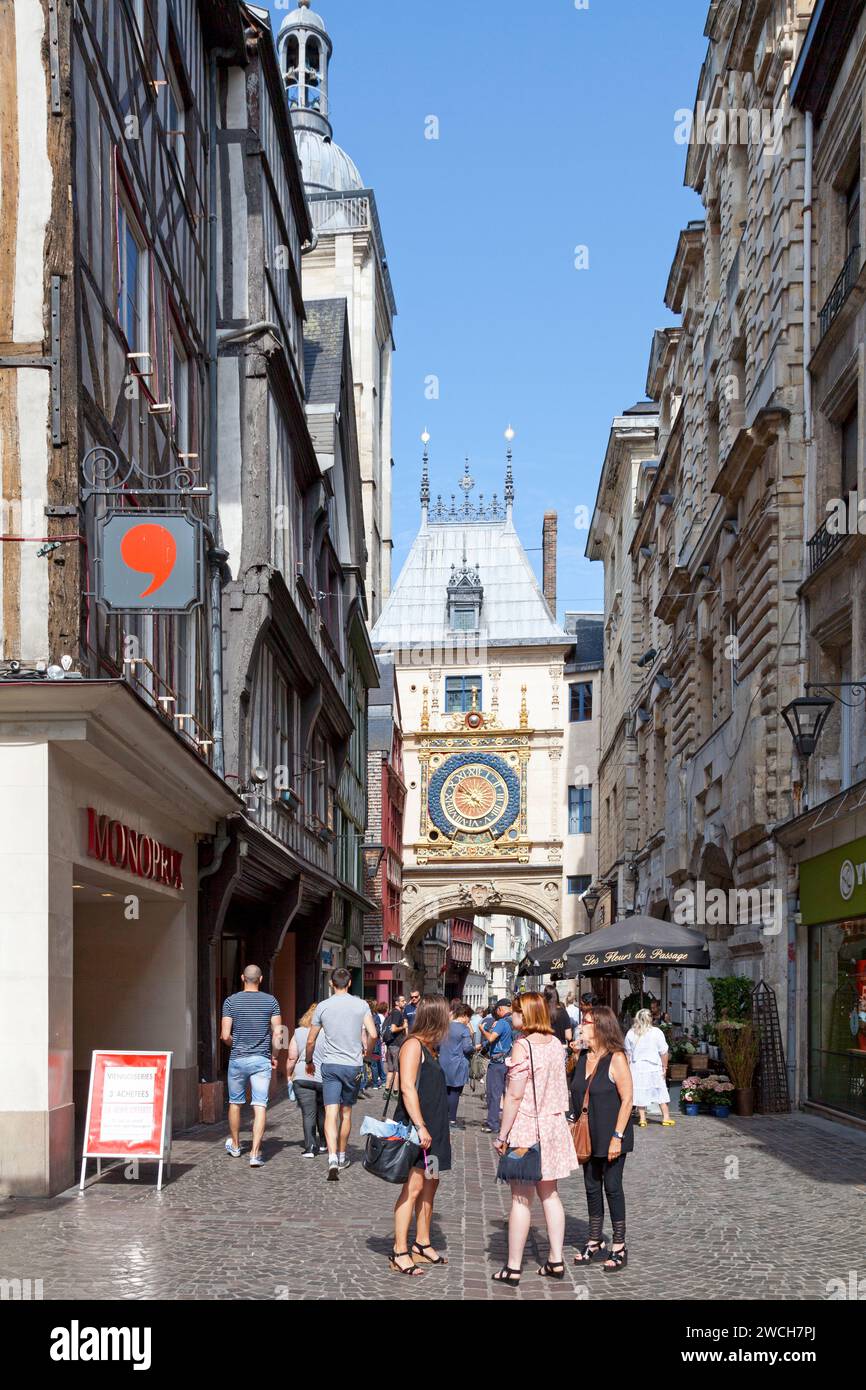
[
  {"x1": 391, "y1": 994, "x2": 452, "y2": 1276},
  {"x1": 544, "y1": 984, "x2": 574, "y2": 1048},
  {"x1": 570, "y1": 1003, "x2": 634, "y2": 1272}
]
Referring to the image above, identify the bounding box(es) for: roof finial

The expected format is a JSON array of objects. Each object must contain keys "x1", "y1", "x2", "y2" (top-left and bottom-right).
[
  {"x1": 299, "y1": 0, "x2": 312, "y2": 7},
  {"x1": 420, "y1": 429, "x2": 430, "y2": 518},
  {"x1": 504, "y1": 425, "x2": 515, "y2": 514}
]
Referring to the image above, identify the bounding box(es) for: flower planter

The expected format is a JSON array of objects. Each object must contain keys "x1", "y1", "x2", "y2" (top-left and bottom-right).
[
  {"x1": 733, "y1": 1086, "x2": 754, "y2": 1117},
  {"x1": 691, "y1": 1053, "x2": 709, "y2": 1072},
  {"x1": 683, "y1": 1102, "x2": 701, "y2": 1116},
  {"x1": 713, "y1": 1104, "x2": 731, "y2": 1118},
  {"x1": 670, "y1": 1063, "x2": 688, "y2": 1083}
]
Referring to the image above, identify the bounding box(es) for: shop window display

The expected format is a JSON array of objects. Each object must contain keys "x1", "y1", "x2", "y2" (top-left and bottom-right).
[{"x1": 809, "y1": 921, "x2": 866, "y2": 1119}]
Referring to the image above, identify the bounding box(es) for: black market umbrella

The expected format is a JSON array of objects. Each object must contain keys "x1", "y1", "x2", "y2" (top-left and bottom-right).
[
  {"x1": 518, "y1": 931, "x2": 586, "y2": 977},
  {"x1": 518, "y1": 916, "x2": 710, "y2": 978}
]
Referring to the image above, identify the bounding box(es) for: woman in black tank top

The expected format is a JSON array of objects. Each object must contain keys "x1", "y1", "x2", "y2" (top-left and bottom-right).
[
  {"x1": 389, "y1": 995, "x2": 452, "y2": 1277},
  {"x1": 570, "y1": 1004, "x2": 634, "y2": 1272}
]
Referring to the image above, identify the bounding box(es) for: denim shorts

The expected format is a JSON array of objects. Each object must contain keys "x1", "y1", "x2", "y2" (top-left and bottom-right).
[
  {"x1": 321, "y1": 1062, "x2": 363, "y2": 1107},
  {"x1": 228, "y1": 1055, "x2": 273, "y2": 1107}
]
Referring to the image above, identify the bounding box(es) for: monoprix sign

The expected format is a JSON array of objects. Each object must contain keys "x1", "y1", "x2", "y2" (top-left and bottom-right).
[{"x1": 98, "y1": 512, "x2": 203, "y2": 612}]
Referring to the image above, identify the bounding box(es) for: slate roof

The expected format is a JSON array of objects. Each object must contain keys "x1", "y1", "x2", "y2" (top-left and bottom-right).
[
  {"x1": 303, "y1": 299, "x2": 349, "y2": 404},
  {"x1": 564, "y1": 612, "x2": 604, "y2": 668},
  {"x1": 371, "y1": 514, "x2": 571, "y2": 652}
]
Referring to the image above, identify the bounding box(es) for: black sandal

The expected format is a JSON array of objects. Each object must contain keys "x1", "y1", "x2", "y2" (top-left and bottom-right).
[
  {"x1": 492, "y1": 1266, "x2": 521, "y2": 1285},
  {"x1": 412, "y1": 1241, "x2": 448, "y2": 1266},
  {"x1": 603, "y1": 1245, "x2": 628, "y2": 1273},
  {"x1": 538, "y1": 1261, "x2": 565, "y2": 1280},
  {"x1": 574, "y1": 1240, "x2": 606, "y2": 1264},
  {"x1": 389, "y1": 1250, "x2": 423, "y2": 1276}
]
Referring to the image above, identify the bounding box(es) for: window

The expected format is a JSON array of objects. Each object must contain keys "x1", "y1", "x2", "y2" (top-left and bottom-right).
[
  {"x1": 165, "y1": 59, "x2": 186, "y2": 178},
  {"x1": 170, "y1": 323, "x2": 189, "y2": 456},
  {"x1": 117, "y1": 196, "x2": 148, "y2": 351},
  {"x1": 842, "y1": 406, "x2": 858, "y2": 496},
  {"x1": 567, "y1": 875, "x2": 592, "y2": 896},
  {"x1": 445, "y1": 675, "x2": 482, "y2": 713},
  {"x1": 847, "y1": 169, "x2": 861, "y2": 260},
  {"x1": 568, "y1": 786, "x2": 592, "y2": 834},
  {"x1": 451, "y1": 605, "x2": 477, "y2": 632},
  {"x1": 569, "y1": 681, "x2": 593, "y2": 722}
]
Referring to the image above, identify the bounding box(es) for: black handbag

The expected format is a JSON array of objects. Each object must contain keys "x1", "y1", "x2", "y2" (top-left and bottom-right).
[
  {"x1": 495, "y1": 1038, "x2": 542, "y2": 1184},
  {"x1": 362, "y1": 1066, "x2": 421, "y2": 1185}
]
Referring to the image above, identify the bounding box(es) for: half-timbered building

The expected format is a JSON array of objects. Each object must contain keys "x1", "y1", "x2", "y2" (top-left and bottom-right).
[{"x1": 0, "y1": 0, "x2": 376, "y2": 1193}]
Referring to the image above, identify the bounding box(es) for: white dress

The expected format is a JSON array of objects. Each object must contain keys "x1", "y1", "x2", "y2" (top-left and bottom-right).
[{"x1": 625, "y1": 1026, "x2": 670, "y2": 1106}]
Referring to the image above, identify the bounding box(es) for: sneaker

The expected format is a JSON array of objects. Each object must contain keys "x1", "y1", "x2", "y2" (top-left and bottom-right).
[
  {"x1": 249, "y1": 1153, "x2": 264, "y2": 1167},
  {"x1": 327, "y1": 1159, "x2": 340, "y2": 1182},
  {"x1": 480, "y1": 1125, "x2": 494, "y2": 1134},
  {"x1": 338, "y1": 1155, "x2": 351, "y2": 1171},
  {"x1": 301, "y1": 1149, "x2": 316, "y2": 1158},
  {"x1": 225, "y1": 1139, "x2": 242, "y2": 1158}
]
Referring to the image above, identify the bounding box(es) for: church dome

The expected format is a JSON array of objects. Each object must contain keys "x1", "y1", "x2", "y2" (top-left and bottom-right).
[
  {"x1": 279, "y1": 2, "x2": 326, "y2": 34},
  {"x1": 295, "y1": 127, "x2": 364, "y2": 195}
]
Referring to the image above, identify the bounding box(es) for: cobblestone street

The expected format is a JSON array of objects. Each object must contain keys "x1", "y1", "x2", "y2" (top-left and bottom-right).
[{"x1": 2, "y1": 1086, "x2": 865, "y2": 1302}]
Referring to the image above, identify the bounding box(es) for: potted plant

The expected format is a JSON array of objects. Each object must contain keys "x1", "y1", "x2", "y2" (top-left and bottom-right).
[
  {"x1": 680, "y1": 1076, "x2": 705, "y2": 1116},
  {"x1": 669, "y1": 1039, "x2": 695, "y2": 1083},
  {"x1": 701, "y1": 1073, "x2": 735, "y2": 1116},
  {"x1": 718, "y1": 1022, "x2": 759, "y2": 1116}
]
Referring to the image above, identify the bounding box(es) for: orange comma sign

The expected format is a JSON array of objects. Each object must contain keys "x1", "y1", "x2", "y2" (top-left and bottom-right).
[{"x1": 120, "y1": 522, "x2": 177, "y2": 598}]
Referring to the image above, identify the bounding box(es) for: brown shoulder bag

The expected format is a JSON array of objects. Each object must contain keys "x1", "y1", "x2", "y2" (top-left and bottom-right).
[{"x1": 570, "y1": 1059, "x2": 596, "y2": 1165}]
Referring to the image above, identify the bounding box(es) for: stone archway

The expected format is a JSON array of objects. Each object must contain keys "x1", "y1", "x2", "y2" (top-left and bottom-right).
[{"x1": 401, "y1": 871, "x2": 562, "y2": 951}]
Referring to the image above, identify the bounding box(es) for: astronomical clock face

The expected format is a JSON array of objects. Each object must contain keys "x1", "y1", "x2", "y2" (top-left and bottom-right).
[{"x1": 428, "y1": 753, "x2": 520, "y2": 841}]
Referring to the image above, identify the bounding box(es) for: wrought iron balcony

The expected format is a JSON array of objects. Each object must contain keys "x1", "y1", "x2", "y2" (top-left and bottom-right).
[
  {"x1": 807, "y1": 514, "x2": 846, "y2": 574},
  {"x1": 819, "y1": 245, "x2": 861, "y2": 340}
]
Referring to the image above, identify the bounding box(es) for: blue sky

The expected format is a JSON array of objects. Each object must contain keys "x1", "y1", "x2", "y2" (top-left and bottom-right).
[{"x1": 265, "y1": 0, "x2": 707, "y2": 615}]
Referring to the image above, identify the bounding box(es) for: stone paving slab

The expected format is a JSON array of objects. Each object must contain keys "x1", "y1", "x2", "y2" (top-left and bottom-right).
[{"x1": 1, "y1": 1084, "x2": 865, "y2": 1300}]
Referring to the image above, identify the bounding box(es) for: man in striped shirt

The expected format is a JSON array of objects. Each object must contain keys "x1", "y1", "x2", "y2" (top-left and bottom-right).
[{"x1": 221, "y1": 965, "x2": 282, "y2": 1167}]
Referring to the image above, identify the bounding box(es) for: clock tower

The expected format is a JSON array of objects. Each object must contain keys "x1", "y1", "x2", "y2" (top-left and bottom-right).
[{"x1": 371, "y1": 434, "x2": 573, "y2": 954}]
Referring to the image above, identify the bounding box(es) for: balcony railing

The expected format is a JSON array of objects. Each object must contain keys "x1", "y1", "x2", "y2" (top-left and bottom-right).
[
  {"x1": 807, "y1": 514, "x2": 846, "y2": 574},
  {"x1": 819, "y1": 245, "x2": 861, "y2": 340}
]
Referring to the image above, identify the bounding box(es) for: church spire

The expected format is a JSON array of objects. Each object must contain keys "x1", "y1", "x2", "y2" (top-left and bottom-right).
[
  {"x1": 504, "y1": 426, "x2": 515, "y2": 519},
  {"x1": 420, "y1": 430, "x2": 431, "y2": 520}
]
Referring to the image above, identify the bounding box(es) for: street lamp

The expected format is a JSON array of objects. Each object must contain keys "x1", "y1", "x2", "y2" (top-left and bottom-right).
[
  {"x1": 781, "y1": 696, "x2": 833, "y2": 759},
  {"x1": 581, "y1": 886, "x2": 600, "y2": 930},
  {"x1": 361, "y1": 843, "x2": 386, "y2": 878}
]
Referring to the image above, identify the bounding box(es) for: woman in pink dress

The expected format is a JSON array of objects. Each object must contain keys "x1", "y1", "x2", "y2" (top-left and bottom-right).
[{"x1": 492, "y1": 992, "x2": 578, "y2": 1286}]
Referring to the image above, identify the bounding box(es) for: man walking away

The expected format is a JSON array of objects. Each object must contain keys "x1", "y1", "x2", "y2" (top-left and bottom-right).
[
  {"x1": 480, "y1": 999, "x2": 514, "y2": 1134},
  {"x1": 306, "y1": 967, "x2": 377, "y2": 1181},
  {"x1": 383, "y1": 994, "x2": 408, "y2": 1093},
  {"x1": 221, "y1": 965, "x2": 282, "y2": 1167}
]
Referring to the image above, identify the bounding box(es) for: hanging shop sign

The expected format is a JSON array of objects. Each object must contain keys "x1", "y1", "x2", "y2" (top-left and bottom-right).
[
  {"x1": 98, "y1": 511, "x2": 203, "y2": 612},
  {"x1": 799, "y1": 834, "x2": 866, "y2": 925},
  {"x1": 86, "y1": 808, "x2": 184, "y2": 889},
  {"x1": 79, "y1": 1051, "x2": 173, "y2": 1192}
]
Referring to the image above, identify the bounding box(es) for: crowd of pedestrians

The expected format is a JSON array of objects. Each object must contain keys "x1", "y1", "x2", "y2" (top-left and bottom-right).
[{"x1": 221, "y1": 964, "x2": 676, "y2": 1282}]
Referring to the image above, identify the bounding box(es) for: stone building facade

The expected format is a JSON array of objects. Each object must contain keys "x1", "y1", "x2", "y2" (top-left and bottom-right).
[
  {"x1": 586, "y1": 404, "x2": 661, "y2": 938},
  {"x1": 591, "y1": 0, "x2": 817, "y2": 1034},
  {"x1": 561, "y1": 612, "x2": 604, "y2": 938},
  {"x1": 776, "y1": 0, "x2": 866, "y2": 1125}
]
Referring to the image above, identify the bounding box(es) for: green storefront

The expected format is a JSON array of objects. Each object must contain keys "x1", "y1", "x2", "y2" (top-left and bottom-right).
[{"x1": 800, "y1": 837, "x2": 866, "y2": 1121}]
